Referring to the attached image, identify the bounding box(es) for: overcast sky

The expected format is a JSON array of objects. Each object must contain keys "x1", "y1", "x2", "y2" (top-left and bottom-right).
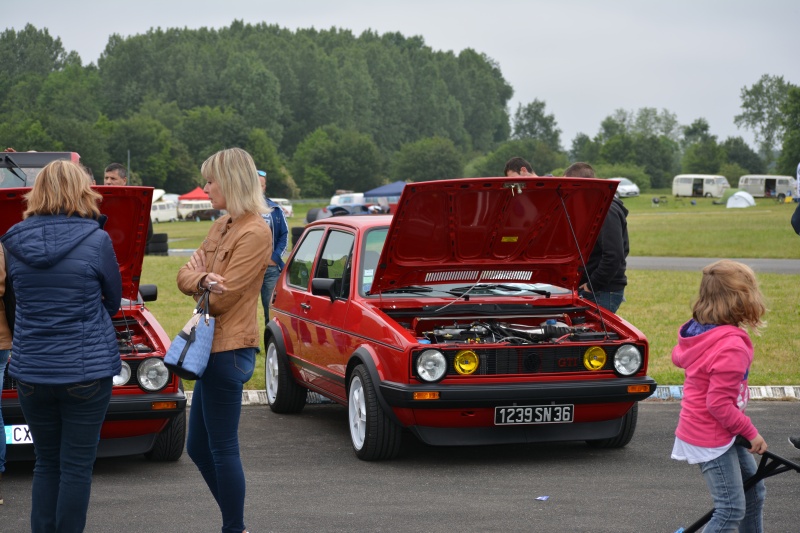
[{"x1": 7, "y1": 0, "x2": 800, "y2": 149}]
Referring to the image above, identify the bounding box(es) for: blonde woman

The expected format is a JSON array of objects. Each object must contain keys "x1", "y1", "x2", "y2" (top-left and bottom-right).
[
  {"x1": 1, "y1": 160, "x2": 122, "y2": 532},
  {"x1": 177, "y1": 148, "x2": 271, "y2": 533}
]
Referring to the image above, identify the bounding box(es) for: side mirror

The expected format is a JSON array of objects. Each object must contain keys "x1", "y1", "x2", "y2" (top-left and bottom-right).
[
  {"x1": 139, "y1": 284, "x2": 158, "y2": 302},
  {"x1": 311, "y1": 278, "x2": 337, "y2": 302}
]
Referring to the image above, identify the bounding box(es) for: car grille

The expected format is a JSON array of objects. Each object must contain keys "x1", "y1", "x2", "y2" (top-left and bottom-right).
[{"x1": 422, "y1": 346, "x2": 614, "y2": 377}]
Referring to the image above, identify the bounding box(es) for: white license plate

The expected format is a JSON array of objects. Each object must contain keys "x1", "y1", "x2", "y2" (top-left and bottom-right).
[
  {"x1": 494, "y1": 405, "x2": 574, "y2": 425},
  {"x1": 5, "y1": 424, "x2": 34, "y2": 445}
]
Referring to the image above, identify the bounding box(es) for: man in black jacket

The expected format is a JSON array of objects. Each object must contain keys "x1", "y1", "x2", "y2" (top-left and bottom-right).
[{"x1": 564, "y1": 163, "x2": 629, "y2": 313}]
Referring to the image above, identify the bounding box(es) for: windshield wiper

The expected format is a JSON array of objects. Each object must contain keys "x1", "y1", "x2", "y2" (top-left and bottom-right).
[
  {"x1": 2, "y1": 153, "x2": 26, "y2": 183},
  {"x1": 450, "y1": 283, "x2": 551, "y2": 297},
  {"x1": 376, "y1": 285, "x2": 434, "y2": 294}
]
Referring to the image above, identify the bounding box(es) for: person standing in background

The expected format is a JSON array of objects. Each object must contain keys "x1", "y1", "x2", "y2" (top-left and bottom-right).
[
  {"x1": 790, "y1": 167, "x2": 800, "y2": 449},
  {"x1": 103, "y1": 163, "x2": 127, "y2": 186},
  {"x1": 503, "y1": 157, "x2": 537, "y2": 177},
  {"x1": 178, "y1": 148, "x2": 271, "y2": 533},
  {"x1": 564, "y1": 162, "x2": 629, "y2": 313},
  {"x1": 1, "y1": 160, "x2": 122, "y2": 532},
  {"x1": 257, "y1": 170, "x2": 288, "y2": 322}
]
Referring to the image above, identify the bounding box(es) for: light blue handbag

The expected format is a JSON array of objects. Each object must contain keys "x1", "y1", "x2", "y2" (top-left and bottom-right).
[{"x1": 164, "y1": 290, "x2": 214, "y2": 380}]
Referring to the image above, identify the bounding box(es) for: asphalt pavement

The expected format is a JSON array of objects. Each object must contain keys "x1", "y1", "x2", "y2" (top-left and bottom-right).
[{"x1": 3, "y1": 402, "x2": 799, "y2": 533}]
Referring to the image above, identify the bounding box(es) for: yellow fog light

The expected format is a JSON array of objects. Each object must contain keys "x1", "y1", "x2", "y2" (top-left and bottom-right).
[
  {"x1": 453, "y1": 350, "x2": 480, "y2": 375},
  {"x1": 583, "y1": 346, "x2": 607, "y2": 371}
]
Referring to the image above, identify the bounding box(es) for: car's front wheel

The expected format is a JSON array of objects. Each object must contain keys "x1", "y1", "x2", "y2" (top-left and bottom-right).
[
  {"x1": 348, "y1": 365, "x2": 401, "y2": 461},
  {"x1": 145, "y1": 410, "x2": 186, "y2": 461},
  {"x1": 265, "y1": 338, "x2": 306, "y2": 413},
  {"x1": 586, "y1": 403, "x2": 638, "y2": 449}
]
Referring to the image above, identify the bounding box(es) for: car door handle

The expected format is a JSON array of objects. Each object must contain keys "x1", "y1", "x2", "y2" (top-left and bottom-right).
[{"x1": 300, "y1": 303, "x2": 311, "y2": 310}]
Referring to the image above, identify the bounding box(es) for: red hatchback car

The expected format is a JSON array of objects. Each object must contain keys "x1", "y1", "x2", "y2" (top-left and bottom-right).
[
  {"x1": 266, "y1": 176, "x2": 656, "y2": 460},
  {"x1": 1, "y1": 152, "x2": 186, "y2": 461}
]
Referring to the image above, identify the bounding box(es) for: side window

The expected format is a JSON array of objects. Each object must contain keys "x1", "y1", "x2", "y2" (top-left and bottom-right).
[
  {"x1": 315, "y1": 230, "x2": 355, "y2": 298},
  {"x1": 287, "y1": 229, "x2": 324, "y2": 289}
]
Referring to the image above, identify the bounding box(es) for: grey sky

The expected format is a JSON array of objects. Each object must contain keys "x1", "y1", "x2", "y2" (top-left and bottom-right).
[{"x1": 7, "y1": 0, "x2": 800, "y2": 150}]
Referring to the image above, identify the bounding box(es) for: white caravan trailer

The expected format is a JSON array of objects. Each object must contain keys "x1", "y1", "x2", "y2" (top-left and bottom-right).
[{"x1": 672, "y1": 174, "x2": 730, "y2": 198}]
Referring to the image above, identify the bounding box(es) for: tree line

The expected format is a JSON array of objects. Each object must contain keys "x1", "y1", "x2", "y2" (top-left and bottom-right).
[{"x1": 1, "y1": 22, "x2": 797, "y2": 197}]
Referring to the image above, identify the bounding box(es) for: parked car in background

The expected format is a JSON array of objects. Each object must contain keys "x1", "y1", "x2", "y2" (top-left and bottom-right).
[
  {"x1": 738, "y1": 174, "x2": 797, "y2": 201},
  {"x1": 610, "y1": 177, "x2": 640, "y2": 198},
  {"x1": 265, "y1": 176, "x2": 655, "y2": 460},
  {"x1": 672, "y1": 174, "x2": 730, "y2": 198},
  {"x1": 1, "y1": 151, "x2": 187, "y2": 461},
  {"x1": 272, "y1": 198, "x2": 293, "y2": 218},
  {"x1": 177, "y1": 199, "x2": 212, "y2": 220},
  {"x1": 187, "y1": 208, "x2": 225, "y2": 221},
  {"x1": 150, "y1": 201, "x2": 178, "y2": 223}
]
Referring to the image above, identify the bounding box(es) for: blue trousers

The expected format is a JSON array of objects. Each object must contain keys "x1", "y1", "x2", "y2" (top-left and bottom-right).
[
  {"x1": 17, "y1": 377, "x2": 113, "y2": 533},
  {"x1": 187, "y1": 348, "x2": 255, "y2": 533},
  {"x1": 580, "y1": 289, "x2": 625, "y2": 313},
  {"x1": 699, "y1": 444, "x2": 766, "y2": 532},
  {"x1": 260, "y1": 265, "x2": 281, "y2": 322},
  {"x1": 0, "y1": 349, "x2": 9, "y2": 473}
]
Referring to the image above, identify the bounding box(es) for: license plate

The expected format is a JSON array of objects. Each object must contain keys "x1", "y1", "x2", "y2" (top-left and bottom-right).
[
  {"x1": 5, "y1": 424, "x2": 34, "y2": 445},
  {"x1": 494, "y1": 405, "x2": 574, "y2": 425}
]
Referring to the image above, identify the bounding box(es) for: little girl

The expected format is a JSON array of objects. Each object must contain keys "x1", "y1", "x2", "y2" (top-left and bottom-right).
[{"x1": 671, "y1": 259, "x2": 768, "y2": 532}]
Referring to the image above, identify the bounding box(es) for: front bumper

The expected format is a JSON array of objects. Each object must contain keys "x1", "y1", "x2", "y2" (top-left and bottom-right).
[{"x1": 379, "y1": 376, "x2": 656, "y2": 409}]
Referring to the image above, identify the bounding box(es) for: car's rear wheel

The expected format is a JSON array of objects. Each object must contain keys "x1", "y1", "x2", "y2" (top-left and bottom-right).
[
  {"x1": 145, "y1": 410, "x2": 186, "y2": 461},
  {"x1": 348, "y1": 365, "x2": 401, "y2": 461},
  {"x1": 586, "y1": 403, "x2": 638, "y2": 449},
  {"x1": 265, "y1": 338, "x2": 306, "y2": 413}
]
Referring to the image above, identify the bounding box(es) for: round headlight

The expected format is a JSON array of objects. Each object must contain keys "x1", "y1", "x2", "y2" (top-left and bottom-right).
[
  {"x1": 113, "y1": 361, "x2": 132, "y2": 386},
  {"x1": 416, "y1": 350, "x2": 447, "y2": 382},
  {"x1": 614, "y1": 345, "x2": 643, "y2": 376},
  {"x1": 137, "y1": 357, "x2": 170, "y2": 391},
  {"x1": 453, "y1": 350, "x2": 480, "y2": 375},
  {"x1": 583, "y1": 346, "x2": 607, "y2": 371}
]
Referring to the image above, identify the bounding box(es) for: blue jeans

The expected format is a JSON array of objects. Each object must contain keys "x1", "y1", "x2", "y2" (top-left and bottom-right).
[
  {"x1": 260, "y1": 265, "x2": 281, "y2": 322},
  {"x1": 187, "y1": 348, "x2": 255, "y2": 533},
  {"x1": 698, "y1": 444, "x2": 766, "y2": 532},
  {"x1": 17, "y1": 377, "x2": 113, "y2": 533},
  {"x1": 0, "y1": 349, "x2": 9, "y2": 473},
  {"x1": 580, "y1": 289, "x2": 625, "y2": 313}
]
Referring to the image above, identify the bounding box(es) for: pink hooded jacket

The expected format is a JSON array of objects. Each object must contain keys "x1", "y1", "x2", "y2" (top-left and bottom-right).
[{"x1": 672, "y1": 321, "x2": 758, "y2": 447}]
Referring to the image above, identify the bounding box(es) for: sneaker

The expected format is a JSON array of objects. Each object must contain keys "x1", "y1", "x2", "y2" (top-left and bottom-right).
[{"x1": 790, "y1": 436, "x2": 800, "y2": 450}]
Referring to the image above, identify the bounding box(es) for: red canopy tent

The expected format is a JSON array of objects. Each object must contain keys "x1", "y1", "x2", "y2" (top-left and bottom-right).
[{"x1": 179, "y1": 187, "x2": 209, "y2": 200}]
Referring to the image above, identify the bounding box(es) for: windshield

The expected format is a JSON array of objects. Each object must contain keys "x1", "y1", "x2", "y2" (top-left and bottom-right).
[
  {"x1": 0, "y1": 167, "x2": 40, "y2": 188},
  {"x1": 359, "y1": 227, "x2": 571, "y2": 298}
]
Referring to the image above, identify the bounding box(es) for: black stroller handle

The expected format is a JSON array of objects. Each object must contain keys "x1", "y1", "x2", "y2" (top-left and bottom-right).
[{"x1": 677, "y1": 437, "x2": 800, "y2": 533}]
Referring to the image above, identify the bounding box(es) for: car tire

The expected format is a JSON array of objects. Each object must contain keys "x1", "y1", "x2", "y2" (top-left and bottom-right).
[
  {"x1": 586, "y1": 403, "x2": 638, "y2": 449},
  {"x1": 144, "y1": 410, "x2": 186, "y2": 461},
  {"x1": 147, "y1": 242, "x2": 169, "y2": 254},
  {"x1": 150, "y1": 233, "x2": 168, "y2": 244},
  {"x1": 306, "y1": 208, "x2": 320, "y2": 224},
  {"x1": 265, "y1": 337, "x2": 306, "y2": 413},
  {"x1": 348, "y1": 365, "x2": 401, "y2": 461}
]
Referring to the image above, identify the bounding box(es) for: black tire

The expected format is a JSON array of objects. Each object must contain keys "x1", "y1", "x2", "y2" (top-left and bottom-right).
[
  {"x1": 306, "y1": 208, "x2": 321, "y2": 224},
  {"x1": 348, "y1": 365, "x2": 401, "y2": 460},
  {"x1": 145, "y1": 410, "x2": 186, "y2": 461},
  {"x1": 291, "y1": 226, "x2": 305, "y2": 249},
  {"x1": 265, "y1": 335, "x2": 306, "y2": 414},
  {"x1": 148, "y1": 242, "x2": 169, "y2": 254},
  {"x1": 704, "y1": 192, "x2": 712, "y2": 198},
  {"x1": 150, "y1": 233, "x2": 168, "y2": 244},
  {"x1": 586, "y1": 403, "x2": 638, "y2": 449},
  {"x1": 777, "y1": 193, "x2": 786, "y2": 202}
]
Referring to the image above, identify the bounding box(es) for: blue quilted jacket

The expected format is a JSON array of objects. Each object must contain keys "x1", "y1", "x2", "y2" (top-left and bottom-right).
[{"x1": 1, "y1": 214, "x2": 122, "y2": 384}]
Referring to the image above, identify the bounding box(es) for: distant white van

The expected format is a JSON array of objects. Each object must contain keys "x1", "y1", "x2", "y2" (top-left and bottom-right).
[
  {"x1": 737, "y1": 174, "x2": 796, "y2": 200},
  {"x1": 150, "y1": 201, "x2": 178, "y2": 223},
  {"x1": 672, "y1": 174, "x2": 730, "y2": 198},
  {"x1": 329, "y1": 192, "x2": 364, "y2": 206},
  {"x1": 177, "y1": 200, "x2": 212, "y2": 220}
]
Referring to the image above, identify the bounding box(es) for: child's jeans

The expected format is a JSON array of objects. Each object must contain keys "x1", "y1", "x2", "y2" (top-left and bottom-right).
[{"x1": 698, "y1": 443, "x2": 766, "y2": 532}]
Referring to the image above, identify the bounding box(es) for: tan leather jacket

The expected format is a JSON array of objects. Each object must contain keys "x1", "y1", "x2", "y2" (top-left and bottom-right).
[
  {"x1": 0, "y1": 244, "x2": 11, "y2": 350},
  {"x1": 177, "y1": 212, "x2": 272, "y2": 353}
]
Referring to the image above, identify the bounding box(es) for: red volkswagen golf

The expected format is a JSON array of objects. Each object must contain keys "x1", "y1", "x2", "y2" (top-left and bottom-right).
[
  {"x1": 1, "y1": 152, "x2": 186, "y2": 461},
  {"x1": 266, "y1": 176, "x2": 655, "y2": 460}
]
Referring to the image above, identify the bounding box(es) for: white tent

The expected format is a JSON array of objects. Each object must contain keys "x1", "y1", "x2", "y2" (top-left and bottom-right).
[{"x1": 726, "y1": 191, "x2": 756, "y2": 208}]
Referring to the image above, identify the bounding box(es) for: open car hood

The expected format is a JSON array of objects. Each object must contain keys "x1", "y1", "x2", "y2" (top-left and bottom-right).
[
  {"x1": 0, "y1": 186, "x2": 153, "y2": 301},
  {"x1": 370, "y1": 176, "x2": 618, "y2": 294}
]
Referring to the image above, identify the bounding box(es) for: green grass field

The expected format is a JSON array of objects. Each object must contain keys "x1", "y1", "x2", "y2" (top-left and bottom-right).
[{"x1": 144, "y1": 194, "x2": 800, "y2": 389}]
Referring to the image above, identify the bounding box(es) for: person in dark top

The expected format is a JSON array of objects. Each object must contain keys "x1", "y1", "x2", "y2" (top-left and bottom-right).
[
  {"x1": 790, "y1": 198, "x2": 800, "y2": 449},
  {"x1": 564, "y1": 162, "x2": 629, "y2": 313}
]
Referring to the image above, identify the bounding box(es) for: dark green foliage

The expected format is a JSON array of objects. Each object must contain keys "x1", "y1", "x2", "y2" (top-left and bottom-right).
[
  {"x1": 776, "y1": 87, "x2": 800, "y2": 176},
  {"x1": 721, "y1": 137, "x2": 765, "y2": 175},
  {"x1": 471, "y1": 139, "x2": 568, "y2": 177},
  {"x1": 390, "y1": 137, "x2": 463, "y2": 182}
]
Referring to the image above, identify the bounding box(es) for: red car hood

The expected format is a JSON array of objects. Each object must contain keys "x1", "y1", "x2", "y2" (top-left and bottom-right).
[
  {"x1": 0, "y1": 186, "x2": 153, "y2": 301},
  {"x1": 370, "y1": 176, "x2": 618, "y2": 294}
]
